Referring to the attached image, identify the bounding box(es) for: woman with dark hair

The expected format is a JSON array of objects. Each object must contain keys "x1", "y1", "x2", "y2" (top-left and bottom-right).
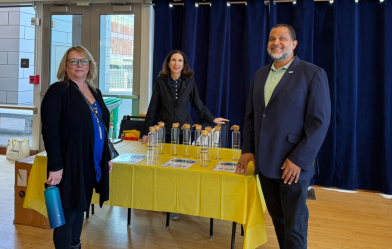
[
  {"x1": 142, "y1": 50, "x2": 228, "y2": 143},
  {"x1": 41, "y1": 46, "x2": 112, "y2": 249}
]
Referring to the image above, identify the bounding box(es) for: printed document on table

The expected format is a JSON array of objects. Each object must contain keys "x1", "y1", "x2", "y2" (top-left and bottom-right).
[
  {"x1": 212, "y1": 161, "x2": 237, "y2": 173},
  {"x1": 161, "y1": 158, "x2": 197, "y2": 169},
  {"x1": 112, "y1": 153, "x2": 146, "y2": 164}
]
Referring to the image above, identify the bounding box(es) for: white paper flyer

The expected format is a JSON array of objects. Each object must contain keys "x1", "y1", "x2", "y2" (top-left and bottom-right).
[
  {"x1": 112, "y1": 153, "x2": 147, "y2": 164},
  {"x1": 212, "y1": 161, "x2": 237, "y2": 173},
  {"x1": 161, "y1": 158, "x2": 197, "y2": 169}
]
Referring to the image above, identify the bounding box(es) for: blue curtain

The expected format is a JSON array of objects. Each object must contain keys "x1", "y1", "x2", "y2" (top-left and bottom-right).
[
  {"x1": 153, "y1": 0, "x2": 269, "y2": 147},
  {"x1": 153, "y1": 0, "x2": 184, "y2": 76},
  {"x1": 153, "y1": 0, "x2": 392, "y2": 194},
  {"x1": 333, "y1": 0, "x2": 392, "y2": 193}
]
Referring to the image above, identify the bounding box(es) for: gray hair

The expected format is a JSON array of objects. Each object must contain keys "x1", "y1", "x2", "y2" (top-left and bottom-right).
[{"x1": 270, "y1": 24, "x2": 297, "y2": 41}]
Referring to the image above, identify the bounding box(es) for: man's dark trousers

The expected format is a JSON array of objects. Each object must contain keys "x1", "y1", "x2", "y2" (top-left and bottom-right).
[{"x1": 259, "y1": 173, "x2": 309, "y2": 249}]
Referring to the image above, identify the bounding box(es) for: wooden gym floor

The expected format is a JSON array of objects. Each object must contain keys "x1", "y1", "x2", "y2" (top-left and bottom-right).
[{"x1": 1, "y1": 155, "x2": 391, "y2": 249}]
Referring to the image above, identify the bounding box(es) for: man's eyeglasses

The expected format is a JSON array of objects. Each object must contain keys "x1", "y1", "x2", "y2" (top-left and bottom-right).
[{"x1": 68, "y1": 58, "x2": 90, "y2": 66}]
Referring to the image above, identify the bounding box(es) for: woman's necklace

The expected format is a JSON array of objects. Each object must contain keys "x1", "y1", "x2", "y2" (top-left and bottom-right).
[
  {"x1": 72, "y1": 82, "x2": 103, "y2": 140},
  {"x1": 81, "y1": 84, "x2": 88, "y2": 95},
  {"x1": 88, "y1": 102, "x2": 103, "y2": 140},
  {"x1": 78, "y1": 82, "x2": 89, "y2": 96}
]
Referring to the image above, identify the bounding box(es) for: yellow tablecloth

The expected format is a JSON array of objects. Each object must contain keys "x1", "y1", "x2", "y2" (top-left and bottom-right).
[{"x1": 24, "y1": 141, "x2": 267, "y2": 249}]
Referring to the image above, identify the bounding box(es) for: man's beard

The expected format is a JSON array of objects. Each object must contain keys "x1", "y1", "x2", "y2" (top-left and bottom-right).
[{"x1": 267, "y1": 43, "x2": 293, "y2": 61}]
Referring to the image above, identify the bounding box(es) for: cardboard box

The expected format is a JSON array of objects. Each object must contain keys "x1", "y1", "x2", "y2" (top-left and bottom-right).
[{"x1": 14, "y1": 155, "x2": 50, "y2": 229}]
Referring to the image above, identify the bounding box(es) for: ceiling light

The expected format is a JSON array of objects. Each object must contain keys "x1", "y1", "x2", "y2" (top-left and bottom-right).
[
  {"x1": 169, "y1": 2, "x2": 184, "y2": 7},
  {"x1": 196, "y1": 2, "x2": 212, "y2": 6},
  {"x1": 227, "y1": 1, "x2": 247, "y2": 5},
  {"x1": 273, "y1": 0, "x2": 296, "y2": 4}
]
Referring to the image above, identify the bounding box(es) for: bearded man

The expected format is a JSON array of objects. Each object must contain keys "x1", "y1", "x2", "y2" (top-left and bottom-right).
[{"x1": 235, "y1": 24, "x2": 331, "y2": 249}]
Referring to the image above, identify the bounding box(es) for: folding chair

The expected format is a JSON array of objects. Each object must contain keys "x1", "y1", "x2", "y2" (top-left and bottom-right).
[{"x1": 118, "y1": 115, "x2": 146, "y2": 139}]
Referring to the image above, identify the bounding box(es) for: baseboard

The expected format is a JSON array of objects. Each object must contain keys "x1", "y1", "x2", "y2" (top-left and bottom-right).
[{"x1": 0, "y1": 146, "x2": 38, "y2": 156}]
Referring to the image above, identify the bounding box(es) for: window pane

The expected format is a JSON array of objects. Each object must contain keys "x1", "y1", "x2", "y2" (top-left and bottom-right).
[
  {"x1": 0, "y1": 7, "x2": 35, "y2": 146},
  {"x1": 49, "y1": 15, "x2": 82, "y2": 85},
  {"x1": 0, "y1": 7, "x2": 35, "y2": 106},
  {"x1": 99, "y1": 15, "x2": 134, "y2": 95}
]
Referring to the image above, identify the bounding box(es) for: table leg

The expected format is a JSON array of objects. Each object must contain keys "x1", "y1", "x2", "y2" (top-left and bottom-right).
[
  {"x1": 166, "y1": 213, "x2": 170, "y2": 229},
  {"x1": 231, "y1": 222, "x2": 237, "y2": 249},
  {"x1": 210, "y1": 218, "x2": 214, "y2": 239},
  {"x1": 127, "y1": 208, "x2": 131, "y2": 227}
]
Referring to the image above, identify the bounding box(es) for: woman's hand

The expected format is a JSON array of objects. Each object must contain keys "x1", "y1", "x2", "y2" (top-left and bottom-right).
[
  {"x1": 108, "y1": 161, "x2": 113, "y2": 173},
  {"x1": 213, "y1": 118, "x2": 229, "y2": 125},
  {"x1": 141, "y1": 135, "x2": 149, "y2": 144},
  {"x1": 46, "y1": 169, "x2": 63, "y2": 185}
]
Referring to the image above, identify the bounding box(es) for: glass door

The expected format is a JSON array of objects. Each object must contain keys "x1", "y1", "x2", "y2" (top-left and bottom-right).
[
  {"x1": 90, "y1": 4, "x2": 141, "y2": 138},
  {"x1": 42, "y1": 3, "x2": 141, "y2": 138},
  {"x1": 49, "y1": 14, "x2": 83, "y2": 85},
  {"x1": 42, "y1": 4, "x2": 91, "y2": 91}
]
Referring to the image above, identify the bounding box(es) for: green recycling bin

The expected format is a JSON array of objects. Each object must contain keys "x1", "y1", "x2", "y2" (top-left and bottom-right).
[{"x1": 103, "y1": 97, "x2": 122, "y2": 138}]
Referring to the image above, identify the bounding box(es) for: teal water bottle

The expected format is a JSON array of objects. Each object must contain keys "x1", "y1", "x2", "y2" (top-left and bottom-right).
[{"x1": 44, "y1": 184, "x2": 65, "y2": 229}]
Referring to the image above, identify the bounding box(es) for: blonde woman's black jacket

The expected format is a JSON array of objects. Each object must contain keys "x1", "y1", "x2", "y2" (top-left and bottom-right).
[
  {"x1": 143, "y1": 76, "x2": 216, "y2": 135},
  {"x1": 41, "y1": 80, "x2": 110, "y2": 210}
]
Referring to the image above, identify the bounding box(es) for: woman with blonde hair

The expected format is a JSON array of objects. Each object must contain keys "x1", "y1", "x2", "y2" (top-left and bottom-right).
[{"x1": 41, "y1": 45, "x2": 112, "y2": 249}]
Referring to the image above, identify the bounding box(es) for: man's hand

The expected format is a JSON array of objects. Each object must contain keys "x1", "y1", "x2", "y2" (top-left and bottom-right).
[
  {"x1": 46, "y1": 169, "x2": 63, "y2": 186},
  {"x1": 235, "y1": 153, "x2": 255, "y2": 176},
  {"x1": 281, "y1": 158, "x2": 301, "y2": 184}
]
